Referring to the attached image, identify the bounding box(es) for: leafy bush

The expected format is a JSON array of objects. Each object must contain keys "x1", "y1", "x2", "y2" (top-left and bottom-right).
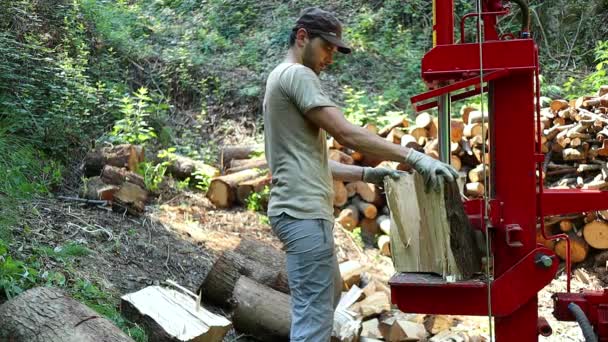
[
  {"x1": 246, "y1": 185, "x2": 270, "y2": 212},
  {"x1": 110, "y1": 87, "x2": 158, "y2": 146},
  {"x1": 564, "y1": 41, "x2": 608, "y2": 97}
]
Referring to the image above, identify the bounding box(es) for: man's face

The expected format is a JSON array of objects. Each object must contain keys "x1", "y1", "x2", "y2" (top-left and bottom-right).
[{"x1": 302, "y1": 35, "x2": 337, "y2": 75}]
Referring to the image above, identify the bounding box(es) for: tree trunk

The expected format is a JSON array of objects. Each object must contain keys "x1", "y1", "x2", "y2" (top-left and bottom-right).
[
  {"x1": 233, "y1": 238, "x2": 286, "y2": 271},
  {"x1": 583, "y1": 220, "x2": 608, "y2": 249},
  {"x1": 225, "y1": 158, "x2": 268, "y2": 174},
  {"x1": 112, "y1": 182, "x2": 149, "y2": 216},
  {"x1": 167, "y1": 155, "x2": 220, "y2": 180},
  {"x1": 206, "y1": 169, "x2": 262, "y2": 208},
  {"x1": 101, "y1": 165, "x2": 146, "y2": 190},
  {"x1": 231, "y1": 276, "x2": 291, "y2": 342},
  {"x1": 198, "y1": 251, "x2": 289, "y2": 308},
  {"x1": 84, "y1": 144, "x2": 142, "y2": 177},
  {"x1": 80, "y1": 176, "x2": 119, "y2": 201},
  {"x1": 236, "y1": 174, "x2": 271, "y2": 204},
  {"x1": 385, "y1": 173, "x2": 481, "y2": 280},
  {"x1": 219, "y1": 144, "x2": 264, "y2": 170},
  {"x1": 121, "y1": 286, "x2": 231, "y2": 342},
  {"x1": 0, "y1": 287, "x2": 133, "y2": 342}
]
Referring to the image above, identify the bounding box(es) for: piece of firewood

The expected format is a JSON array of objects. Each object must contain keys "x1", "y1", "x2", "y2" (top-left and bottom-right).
[
  {"x1": 468, "y1": 164, "x2": 487, "y2": 183},
  {"x1": 379, "y1": 117, "x2": 409, "y2": 137},
  {"x1": 340, "y1": 260, "x2": 363, "y2": 291},
  {"x1": 583, "y1": 93, "x2": 608, "y2": 108},
  {"x1": 225, "y1": 158, "x2": 268, "y2": 174},
  {"x1": 386, "y1": 127, "x2": 406, "y2": 145},
  {"x1": 385, "y1": 174, "x2": 481, "y2": 279},
  {"x1": 465, "y1": 182, "x2": 485, "y2": 197},
  {"x1": 338, "y1": 205, "x2": 360, "y2": 230},
  {"x1": 219, "y1": 144, "x2": 263, "y2": 170},
  {"x1": 559, "y1": 219, "x2": 574, "y2": 232},
  {"x1": 168, "y1": 154, "x2": 221, "y2": 180},
  {"x1": 361, "y1": 318, "x2": 384, "y2": 339},
  {"x1": 423, "y1": 315, "x2": 455, "y2": 335},
  {"x1": 330, "y1": 149, "x2": 355, "y2": 165},
  {"x1": 121, "y1": 285, "x2": 231, "y2": 342},
  {"x1": 555, "y1": 234, "x2": 589, "y2": 263},
  {"x1": 415, "y1": 112, "x2": 433, "y2": 128},
  {"x1": 463, "y1": 123, "x2": 483, "y2": 138},
  {"x1": 0, "y1": 287, "x2": 133, "y2": 342},
  {"x1": 536, "y1": 228, "x2": 555, "y2": 250},
  {"x1": 583, "y1": 220, "x2": 608, "y2": 249},
  {"x1": 236, "y1": 174, "x2": 272, "y2": 204},
  {"x1": 376, "y1": 215, "x2": 391, "y2": 235},
  {"x1": 333, "y1": 180, "x2": 348, "y2": 207},
  {"x1": 112, "y1": 182, "x2": 149, "y2": 215},
  {"x1": 206, "y1": 169, "x2": 262, "y2": 208},
  {"x1": 100, "y1": 165, "x2": 146, "y2": 189},
  {"x1": 345, "y1": 182, "x2": 358, "y2": 198},
  {"x1": 84, "y1": 144, "x2": 142, "y2": 176},
  {"x1": 352, "y1": 196, "x2": 378, "y2": 219},
  {"x1": 80, "y1": 176, "x2": 119, "y2": 201},
  {"x1": 360, "y1": 217, "x2": 380, "y2": 237},
  {"x1": 377, "y1": 234, "x2": 391, "y2": 256},
  {"x1": 451, "y1": 119, "x2": 465, "y2": 142},
  {"x1": 229, "y1": 156, "x2": 265, "y2": 169},
  {"x1": 550, "y1": 99, "x2": 569, "y2": 113},
  {"x1": 231, "y1": 276, "x2": 291, "y2": 341},
  {"x1": 357, "y1": 292, "x2": 391, "y2": 318}
]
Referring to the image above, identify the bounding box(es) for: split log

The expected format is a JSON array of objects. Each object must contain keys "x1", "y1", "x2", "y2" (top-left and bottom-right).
[
  {"x1": 345, "y1": 181, "x2": 358, "y2": 198},
  {"x1": 330, "y1": 149, "x2": 355, "y2": 165},
  {"x1": 219, "y1": 144, "x2": 264, "y2": 170},
  {"x1": 451, "y1": 119, "x2": 465, "y2": 142},
  {"x1": 352, "y1": 181, "x2": 383, "y2": 206},
  {"x1": 465, "y1": 182, "x2": 485, "y2": 197},
  {"x1": 463, "y1": 123, "x2": 483, "y2": 138},
  {"x1": 198, "y1": 250, "x2": 289, "y2": 308},
  {"x1": 423, "y1": 315, "x2": 455, "y2": 335},
  {"x1": 583, "y1": 93, "x2": 608, "y2": 108},
  {"x1": 550, "y1": 99, "x2": 570, "y2": 112},
  {"x1": 112, "y1": 182, "x2": 149, "y2": 215},
  {"x1": 333, "y1": 180, "x2": 348, "y2": 207},
  {"x1": 385, "y1": 173, "x2": 481, "y2": 279},
  {"x1": 101, "y1": 165, "x2": 146, "y2": 189},
  {"x1": 352, "y1": 196, "x2": 378, "y2": 219},
  {"x1": 415, "y1": 112, "x2": 433, "y2": 128},
  {"x1": 84, "y1": 144, "x2": 143, "y2": 176},
  {"x1": 386, "y1": 128, "x2": 406, "y2": 145},
  {"x1": 231, "y1": 276, "x2": 291, "y2": 341},
  {"x1": 168, "y1": 155, "x2": 220, "y2": 180},
  {"x1": 121, "y1": 285, "x2": 231, "y2": 342},
  {"x1": 378, "y1": 235, "x2": 391, "y2": 256},
  {"x1": 340, "y1": 260, "x2": 363, "y2": 291},
  {"x1": 337, "y1": 205, "x2": 360, "y2": 230},
  {"x1": 536, "y1": 229, "x2": 556, "y2": 250},
  {"x1": 206, "y1": 169, "x2": 262, "y2": 208},
  {"x1": 360, "y1": 217, "x2": 380, "y2": 237},
  {"x1": 377, "y1": 215, "x2": 391, "y2": 235},
  {"x1": 555, "y1": 234, "x2": 589, "y2": 263},
  {"x1": 0, "y1": 287, "x2": 133, "y2": 341},
  {"x1": 356, "y1": 291, "x2": 391, "y2": 318},
  {"x1": 361, "y1": 319, "x2": 383, "y2": 339},
  {"x1": 379, "y1": 319, "x2": 427, "y2": 342},
  {"x1": 225, "y1": 158, "x2": 268, "y2": 174},
  {"x1": 583, "y1": 220, "x2": 608, "y2": 249},
  {"x1": 236, "y1": 174, "x2": 272, "y2": 204},
  {"x1": 559, "y1": 219, "x2": 574, "y2": 232},
  {"x1": 81, "y1": 176, "x2": 119, "y2": 201},
  {"x1": 409, "y1": 126, "x2": 427, "y2": 142},
  {"x1": 379, "y1": 117, "x2": 409, "y2": 137},
  {"x1": 468, "y1": 165, "x2": 487, "y2": 183}
]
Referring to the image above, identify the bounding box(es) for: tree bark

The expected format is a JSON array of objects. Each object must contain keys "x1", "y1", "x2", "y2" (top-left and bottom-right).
[
  {"x1": 101, "y1": 165, "x2": 146, "y2": 189},
  {"x1": 112, "y1": 182, "x2": 149, "y2": 216},
  {"x1": 84, "y1": 144, "x2": 142, "y2": 177},
  {"x1": 80, "y1": 176, "x2": 119, "y2": 201},
  {"x1": 225, "y1": 158, "x2": 268, "y2": 174},
  {"x1": 231, "y1": 276, "x2": 291, "y2": 342},
  {"x1": 236, "y1": 174, "x2": 271, "y2": 204},
  {"x1": 0, "y1": 287, "x2": 133, "y2": 342},
  {"x1": 167, "y1": 155, "x2": 220, "y2": 180},
  {"x1": 206, "y1": 169, "x2": 262, "y2": 208},
  {"x1": 219, "y1": 144, "x2": 264, "y2": 170}
]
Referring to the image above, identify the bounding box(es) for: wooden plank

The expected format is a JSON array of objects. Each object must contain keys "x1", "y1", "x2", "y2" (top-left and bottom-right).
[{"x1": 385, "y1": 173, "x2": 481, "y2": 280}]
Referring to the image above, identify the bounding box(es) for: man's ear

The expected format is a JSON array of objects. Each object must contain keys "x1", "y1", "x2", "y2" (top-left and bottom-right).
[{"x1": 295, "y1": 28, "x2": 308, "y2": 48}]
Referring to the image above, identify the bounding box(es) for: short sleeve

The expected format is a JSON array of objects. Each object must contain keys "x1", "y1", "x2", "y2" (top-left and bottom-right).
[{"x1": 280, "y1": 65, "x2": 336, "y2": 115}]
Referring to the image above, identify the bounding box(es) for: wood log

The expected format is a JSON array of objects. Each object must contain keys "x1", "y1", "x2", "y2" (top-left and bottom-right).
[
  {"x1": 361, "y1": 319, "x2": 383, "y2": 339},
  {"x1": 415, "y1": 112, "x2": 433, "y2": 128},
  {"x1": 409, "y1": 126, "x2": 427, "y2": 142},
  {"x1": 536, "y1": 228, "x2": 555, "y2": 250},
  {"x1": 225, "y1": 158, "x2": 268, "y2": 174},
  {"x1": 338, "y1": 205, "x2": 360, "y2": 230},
  {"x1": 385, "y1": 174, "x2": 481, "y2": 279},
  {"x1": 84, "y1": 144, "x2": 142, "y2": 176},
  {"x1": 464, "y1": 123, "x2": 483, "y2": 138},
  {"x1": 377, "y1": 215, "x2": 391, "y2": 235},
  {"x1": 168, "y1": 155, "x2": 220, "y2": 180},
  {"x1": 121, "y1": 285, "x2": 231, "y2": 342},
  {"x1": 231, "y1": 276, "x2": 290, "y2": 341},
  {"x1": 385, "y1": 128, "x2": 405, "y2": 145},
  {"x1": 345, "y1": 182, "x2": 358, "y2": 198},
  {"x1": 329, "y1": 149, "x2": 355, "y2": 165},
  {"x1": 468, "y1": 165, "x2": 487, "y2": 183},
  {"x1": 559, "y1": 219, "x2": 574, "y2": 232},
  {"x1": 112, "y1": 182, "x2": 149, "y2": 216},
  {"x1": 379, "y1": 117, "x2": 409, "y2": 137},
  {"x1": 229, "y1": 156, "x2": 265, "y2": 169},
  {"x1": 340, "y1": 260, "x2": 363, "y2": 291},
  {"x1": 423, "y1": 315, "x2": 455, "y2": 335},
  {"x1": 451, "y1": 119, "x2": 465, "y2": 142},
  {"x1": 219, "y1": 144, "x2": 264, "y2": 170},
  {"x1": 360, "y1": 217, "x2": 380, "y2": 237},
  {"x1": 378, "y1": 234, "x2": 391, "y2": 256},
  {"x1": 583, "y1": 220, "x2": 608, "y2": 249},
  {"x1": 198, "y1": 250, "x2": 289, "y2": 308},
  {"x1": 206, "y1": 169, "x2": 262, "y2": 208},
  {"x1": 0, "y1": 287, "x2": 133, "y2": 341},
  {"x1": 555, "y1": 234, "x2": 589, "y2": 263},
  {"x1": 236, "y1": 174, "x2": 272, "y2": 204},
  {"x1": 465, "y1": 182, "x2": 485, "y2": 197},
  {"x1": 583, "y1": 93, "x2": 608, "y2": 108},
  {"x1": 352, "y1": 181, "x2": 382, "y2": 205},
  {"x1": 550, "y1": 99, "x2": 570, "y2": 112},
  {"x1": 333, "y1": 180, "x2": 348, "y2": 207},
  {"x1": 356, "y1": 291, "x2": 391, "y2": 318},
  {"x1": 101, "y1": 165, "x2": 146, "y2": 189},
  {"x1": 451, "y1": 155, "x2": 462, "y2": 171},
  {"x1": 352, "y1": 196, "x2": 377, "y2": 219},
  {"x1": 80, "y1": 176, "x2": 119, "y2": 201},
  {"x1": 461, "y1": 106, "x2": 476, "y2": 124},
  {"x1": 233, "y1": 238, "x2": 286, "y2": 270}
]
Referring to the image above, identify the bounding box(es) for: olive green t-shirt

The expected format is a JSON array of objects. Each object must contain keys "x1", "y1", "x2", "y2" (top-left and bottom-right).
[{"x1": 263, "y1": 62, "x2": 336, "y2": 221}]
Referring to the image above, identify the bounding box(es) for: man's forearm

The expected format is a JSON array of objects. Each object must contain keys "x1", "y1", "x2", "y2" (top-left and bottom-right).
[{"x1": 329, "y1": 160, "x2": 364, "y2": 182}]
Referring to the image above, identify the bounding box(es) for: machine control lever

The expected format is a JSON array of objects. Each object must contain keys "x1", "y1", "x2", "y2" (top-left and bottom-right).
[{"x1": 535, "y1": 253, "x2": 553, "y2": 269}]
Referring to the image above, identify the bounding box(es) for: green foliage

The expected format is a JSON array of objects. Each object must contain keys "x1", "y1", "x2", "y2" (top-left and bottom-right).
[
  {"x1": 0, "y1": 240, "x2": 38, "y2": 299},
  {"x1": 110, "y1": 87, "x2": 158, "y2": 146},
  {"x1": 348, "y1": 227, "x2": 364, "y2": 249},
  {"x1": 343, "y1": 85, "x2": 407, "y2": 126},
  {"x1": 246, "y1": 185, "x2": 270, "y2": 212},
  {"x1": 564, "y1": 41, "x2": 608, "y2": 98},
  {"x1": 137, "y1": 161, "x2": 168, "y2": 192}
]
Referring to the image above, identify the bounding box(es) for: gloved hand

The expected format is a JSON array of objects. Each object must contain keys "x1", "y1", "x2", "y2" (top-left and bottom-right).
[
  {"x1": 404, "y1": 149, "x2": 459, "y2": 193},
  {"x1": 362, "y1": 167, "x2": 403, "y2": 186}
]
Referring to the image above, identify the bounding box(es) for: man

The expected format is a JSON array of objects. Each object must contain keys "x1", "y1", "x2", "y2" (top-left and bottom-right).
[{"x1": 263, "y1": 7, "x2": 458, "y2": 341}]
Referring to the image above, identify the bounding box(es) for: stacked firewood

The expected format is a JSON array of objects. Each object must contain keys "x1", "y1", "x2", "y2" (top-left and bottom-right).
[
  {"x1": 81, "y1": 144, "x2": 150, "y2": 215},
  {"x1": 537, "y1": 85, "x2": 608, "y2": 265}
]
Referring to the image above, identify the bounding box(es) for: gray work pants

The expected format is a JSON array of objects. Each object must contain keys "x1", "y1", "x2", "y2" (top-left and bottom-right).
[{"x1": 269, "y1": 213, "x2": 342, "y2": 342}]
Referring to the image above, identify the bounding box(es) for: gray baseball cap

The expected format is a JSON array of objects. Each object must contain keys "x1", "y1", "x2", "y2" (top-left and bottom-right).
[{"x1": 293, "y1": 7, "x2": 351, "y2": 54}]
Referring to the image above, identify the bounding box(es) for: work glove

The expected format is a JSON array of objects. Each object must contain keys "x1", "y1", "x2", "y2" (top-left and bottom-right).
[
  {"x1": 362, "y1": 167, "x2": 403, "y2": 186},
  {"x1": 404, "y1": 149, "x2": 459, "y2": 193}
]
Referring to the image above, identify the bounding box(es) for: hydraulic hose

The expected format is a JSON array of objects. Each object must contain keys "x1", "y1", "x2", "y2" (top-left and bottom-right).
[
  {"x1": 510, "y1": 0, "x2": 530, "y2": 35},
  {"x1": 568, "y1": 302, "x2": 598, "y2": 342}
]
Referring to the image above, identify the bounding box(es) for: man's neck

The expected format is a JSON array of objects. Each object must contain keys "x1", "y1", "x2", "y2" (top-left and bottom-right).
[{"x1": 285, "y1": 49, "x2": 302, "y2": 65}]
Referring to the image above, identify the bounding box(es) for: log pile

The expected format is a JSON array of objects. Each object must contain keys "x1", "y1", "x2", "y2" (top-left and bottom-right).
[{"x1": 534, "y1": 86, "x2": 608, "y2": 264}]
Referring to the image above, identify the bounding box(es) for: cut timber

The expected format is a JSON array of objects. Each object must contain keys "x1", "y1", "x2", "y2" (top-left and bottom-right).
[
  {"x1": 121, "y1": 285, "x2": 231, "y2": 342},
  {"x1": 377, "y1": 215, "x2": 391, "y2": 235},
  {"x1": 415, "y1": 112, "x2": 433, "y2": 128},
  {"x1": 352, "y1": 196, "x2": 378, "y2": 219},
  {"x1": 559, "y1": 219, "x2": 574, "y2": 232},
  {"x1": 423, "y1": 315, "x2": 455, "y2": 335},
  {"x1": 113, "y1": 182, "x2": 149, "y2": 215},
  {"x1": 84, "y1": 144, "x2": 142, "y2": 176},
  {"x1": 465, "y1": 182, "x2": 485, "y2": 197},
  {"x1": 329, "y1": 149, "x2": 355, "y2": 165},
  {"x1": 0, "y1": 287, "x2": 133, "y2": 342},
  {"x1": 555, "y1": 234, "x2": 589, "y2": 263},
  {"x1": 361, "y1": 319, "x2": 383, "y2": 339},
  {"x1": 352, "y1": 181, "x2": 383, "y2": 205},
  {"x1": 360, "y1": 217, "x2": 380, "y2": 237},
  {"x1": 333, "y1": 180, "x2": 348, "y2": 207},
  {"x1": 583, "y1": 220, "x2": 608, "y2": 249},
  {"x1": 378, "y1": 234, "x2": 391, "y2": 256},
  {"x1": 379, "y1": 117, "x2": 409, "y2": 137},
  {"x1": 236, "y1": 174, "x2": 272, "y2": 204},
  {"x1": 168, "y1": 155, "x2": 220, "y2": 180},
  {"x1": 468, "y1": 164, "x2": 487, "y2": 183},
  {"x1": 357, "y1": 291, "x2": 391, "y2": 318},
  {"x1": 461, "y1": 106, "x2": 477, "y2": 124},
  {"x1": 451, "y1": 119, "x2": 465, "y2": 142},
  {"x1": 340, "y1": 260, "x2": 363, "y2": 291},
  {"x1": 219, "y1": 144, "x2": 264, "y2": 170},
  {"x1": 81, "y1": 176, "x2": 119, "y2": 201},
  {"x1": 385, "y1": 173, "x2": 481, "y2": 279},
  {"x1": 233, "y1": 238, "x2": 286, "y2": 271},
  {"x1": 536, "y1": 228, "x2": 556, "y2": 250},
  {"x1": 101, "y1": 165, "x2": 146, "y2": 190},
  {"x1": 206, "y1": 169, "x2": 261, "y2": 208},
  {"x1": 345, "y1": 182, "x2": 358, "y2": 198},
  {"x1": 550, "y1": 99, "x2": 570, "y2": 112},
  {"x1": 379, "y1": 319, "x2": 427, "y2": 342},
  {"x1": 231, "y1": 276, "x2": 291, "y2": 341},
  {"x1": 583, "y1": 93, "x2": 608, "y2": 108},
  {"x1": 198, "y1": 250, "x2": 289, "y2": 308},
  {"x1": 338, "y1": 205, "x2": 360, "y2": 230},
  {"x1": 386, "y1": 127, "x2": 406, "y2": 145},
  {"x1": 409, "y1": 126, "x2": 427, "y2": 141},
  {"x1": 451, "y1": 155, "x2": 462, "y2": 171},
  {"x1": 463, "y1": 123, "x2": 483, "y2": 138},
  {"x1": 225, "y1": 158, "x2": 267, "y2": 174}
]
